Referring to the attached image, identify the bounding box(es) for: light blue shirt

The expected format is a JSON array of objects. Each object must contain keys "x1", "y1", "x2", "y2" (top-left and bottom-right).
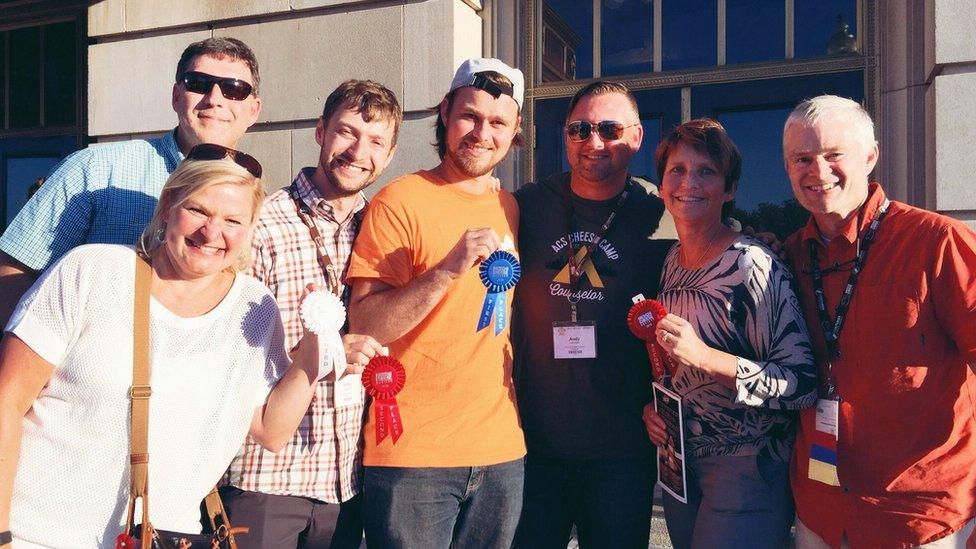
[{"x1": 0, "y1": 130, "x2": 183, "y2": 272}]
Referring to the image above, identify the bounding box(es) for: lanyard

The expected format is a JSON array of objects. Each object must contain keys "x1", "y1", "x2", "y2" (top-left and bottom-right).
[
  {"x1": 808, "y1": 198, "x2": 890, "y2": 393},
  {"x1": 289, "y1": 181, "x2": 358, "y2": 299},
  {"x1": 562, "y1": 179, "x2": 631, "y2": 320}
]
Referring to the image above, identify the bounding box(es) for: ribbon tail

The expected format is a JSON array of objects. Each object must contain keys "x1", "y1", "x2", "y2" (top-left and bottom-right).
[
  {"x1": 477, "y1": 292, "x2": 498, "y2": 331},
  {"x1": 389, "y1": 402, "x2": 404, "y2": 443},
  {"x1": 494, "y1": 292, "x2": 508, "y2": 336},
  {"x1": 647, "y1": 341, "x2": 665, "y2": 382},
  {"x1": 376, "y1": 401, "x2": 390, "y2": 445}
]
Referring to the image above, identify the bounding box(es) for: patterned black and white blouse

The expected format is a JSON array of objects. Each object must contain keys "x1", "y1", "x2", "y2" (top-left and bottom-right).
[{"x1": 659, "y1": 236, "x2": 817, "y2": 462}]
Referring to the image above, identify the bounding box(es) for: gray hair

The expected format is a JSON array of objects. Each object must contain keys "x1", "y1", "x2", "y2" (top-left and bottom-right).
[{"x1": 783, "y1": 95, "x2": 876, "y2": 152}]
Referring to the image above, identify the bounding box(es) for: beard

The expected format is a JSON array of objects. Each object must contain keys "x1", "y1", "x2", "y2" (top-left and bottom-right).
[
  {"x1": 324, "y1": 157, "x2": 376, "y2": 196},
  {"x1": 448, "y1": 141, "x2": 496, "y2": 178}
]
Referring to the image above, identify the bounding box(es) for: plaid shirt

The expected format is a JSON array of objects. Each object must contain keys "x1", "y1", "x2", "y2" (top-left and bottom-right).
[
  {"x1": 223, "y1": 168, "x2": 366, "y2": 503},
  {"x1": 0, "y1": 130, "x2": 182, "y2": 271}
]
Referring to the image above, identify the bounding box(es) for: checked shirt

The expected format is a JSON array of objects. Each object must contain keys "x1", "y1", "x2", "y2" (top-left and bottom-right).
[{"x1": 223, "y1": 167, "x2": 366, "y2": 503}]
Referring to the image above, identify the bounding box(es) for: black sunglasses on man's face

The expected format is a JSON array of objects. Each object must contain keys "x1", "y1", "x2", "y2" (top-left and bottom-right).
[{"x1": 181, "y1": 71, "x2": 254, "y2": 101}]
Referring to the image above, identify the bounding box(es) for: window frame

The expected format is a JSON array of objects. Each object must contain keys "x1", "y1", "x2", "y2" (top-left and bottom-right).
[{"x1": 519, "y1": 0, "x2": 879, "y2": 185}]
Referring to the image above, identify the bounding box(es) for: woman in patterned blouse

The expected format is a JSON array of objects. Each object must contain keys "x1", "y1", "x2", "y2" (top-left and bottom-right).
[{"x1": 641, "y1": 119, "x2": 817, "y2": 548}]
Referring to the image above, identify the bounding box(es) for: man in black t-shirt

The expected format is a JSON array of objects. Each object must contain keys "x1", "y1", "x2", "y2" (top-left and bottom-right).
[{"x1": 512, "y1": 81, "x2": 672, "y2": 548}]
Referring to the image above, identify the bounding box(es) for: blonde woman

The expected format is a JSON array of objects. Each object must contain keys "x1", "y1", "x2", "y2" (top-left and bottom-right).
[{"x1": 0, "y1": 146, "x2": 320, "y2": 548}]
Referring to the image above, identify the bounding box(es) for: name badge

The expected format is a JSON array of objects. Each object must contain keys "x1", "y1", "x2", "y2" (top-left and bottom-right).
[
  {"x1": 333, "y1": 372, "x2": 364, "y2": 408},
  {"x1": 815, "y1": 398, "x2": 839, "y2": 440},
  {"x1": 552, "y1": 321, "x2": 597, "y2": 359}
]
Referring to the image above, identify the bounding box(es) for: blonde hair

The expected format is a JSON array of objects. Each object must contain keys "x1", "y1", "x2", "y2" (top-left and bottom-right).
[
  {"x1": 137, "y1": 158, "x2": 265, "y2": 271},
  {"x1": 783, "y1": 95, "x2": 876, "y2": 152}
]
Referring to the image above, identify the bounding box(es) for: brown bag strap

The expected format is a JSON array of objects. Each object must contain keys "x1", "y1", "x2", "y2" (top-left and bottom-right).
[{"x1": 124, "y1": 256, "x2": 245, "y2": 548}]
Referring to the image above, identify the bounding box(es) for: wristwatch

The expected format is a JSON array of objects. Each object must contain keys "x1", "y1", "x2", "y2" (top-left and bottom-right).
[{"x1": 0, "y1": 530, "x2": 11, "y2": 545}]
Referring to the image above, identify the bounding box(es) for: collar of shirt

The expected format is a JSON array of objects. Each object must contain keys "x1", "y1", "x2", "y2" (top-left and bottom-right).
[
  {"x1": 294, "y1": 167, "x2": 367, "y2": 224},
  {"x1": 799, "y1": 182, "x2": 887, "y2": 247},
  {"x1": 162, "y1": 128, "x2": 185, "y2": 169}
]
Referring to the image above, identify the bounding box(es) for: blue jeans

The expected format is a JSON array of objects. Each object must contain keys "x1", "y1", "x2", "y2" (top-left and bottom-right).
[
  {"x1": 513, "y1": 454, "x2": 655, "y2": 549},
  {"x1": 362, "y1": 458, "x2": 524, "y2": 549},
  {"x1": 663, "y1": 453, "x2": 794, "y2": 549}
]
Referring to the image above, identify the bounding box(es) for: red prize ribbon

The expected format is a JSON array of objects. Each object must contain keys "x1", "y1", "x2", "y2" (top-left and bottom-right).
[
  {"x1": 114, "y1": 533, "x2": 136, "y2": 549},
  {"x1": 362, "y1": 356, "x2": 406, "y2": 445},
  {"x1": 626, "y1": 299, "x2": 672, "y2": 381}
]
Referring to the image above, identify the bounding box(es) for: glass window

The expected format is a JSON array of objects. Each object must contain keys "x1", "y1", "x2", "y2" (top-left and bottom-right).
[
  {"x1": 718, "y1": 107, "x2": 807, "y2": 236},
  {"x1": 662, "y1": 0, "x2": 717, "y2": 71},
  {"x1": 542, "y1": 0, "x2": 593, "y2": 82},
  {"x1": 43, "y1": 21, "x2": 77, "y2": 127},
  {"x1": 794, "y1": 0, "x2": 857, "y2": 58},
  {"x1": 9, "y1": 27, "x2": 41, "y2": 128},
  {"x1": 535, "y1": 97, "x2": 573, "y2": 179},
  {"x1": 601, "y1": 0, "x2": 654, "y2": 77},
  {"x1": 630, "y1": 117, "x2": 662, "y2": 180},
  {"x1": 726, "y1": 0, "x2": 785, "y2": 65}
]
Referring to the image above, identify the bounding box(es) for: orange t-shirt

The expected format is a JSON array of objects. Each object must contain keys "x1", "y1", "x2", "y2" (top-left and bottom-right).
[{"x1": 347, "y1": 170, "x2": 526, "y2": 467}]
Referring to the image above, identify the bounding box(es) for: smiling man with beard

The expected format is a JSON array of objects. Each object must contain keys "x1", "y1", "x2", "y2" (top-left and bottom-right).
[
  {"x1": 346, "y1": 58, "x2": 526, "y2": 549},
  {"x1": 219, "y1": 80, "x2": 401, "y2": 549}
]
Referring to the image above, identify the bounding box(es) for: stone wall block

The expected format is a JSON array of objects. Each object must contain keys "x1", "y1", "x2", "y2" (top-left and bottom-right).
[
  {"x1": 929, "y1": 70, "x2": 976, "y2": 212},
  {"x1": 238, "y1": 128, "x2": 294, "y2": 193},
  {"x1": 88, "y1": 30, "x2": 212, "y2": 136},
  {"x1": 218, "y1": 7, "x2": 404, "y2": 124}
]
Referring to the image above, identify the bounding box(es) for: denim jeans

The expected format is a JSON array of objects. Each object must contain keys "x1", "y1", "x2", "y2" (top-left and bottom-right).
[
  {"x1": 362, "y1": 458, "x2": 524, "y2": 549},
  {"x1": 663, "y1": 453, "x2": 794, "y2": 549},
  {"x1": 512, "y1": 454, "x2": 655, "y2": 549}
]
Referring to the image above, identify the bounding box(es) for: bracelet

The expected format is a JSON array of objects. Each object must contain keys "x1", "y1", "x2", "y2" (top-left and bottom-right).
[{"x1": 0, "y1": 530, "x2": 11, "y2": 545}]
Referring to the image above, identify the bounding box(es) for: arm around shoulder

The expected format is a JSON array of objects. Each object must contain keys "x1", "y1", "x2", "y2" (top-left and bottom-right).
[{"x1": 0, "y1": 252, "x2": 38, "y2": 331}]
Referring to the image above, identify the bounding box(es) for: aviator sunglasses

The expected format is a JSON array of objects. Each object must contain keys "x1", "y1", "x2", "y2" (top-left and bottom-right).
[
  {"x1": 566, "y1": 120, "x2": 639, "y2": 142},
  {"x1": 186, "y1": 143, "x2": 263, "y2": 178},
  {"x1": 181, "y1": 71, "x2": 255, "y2": 101}
]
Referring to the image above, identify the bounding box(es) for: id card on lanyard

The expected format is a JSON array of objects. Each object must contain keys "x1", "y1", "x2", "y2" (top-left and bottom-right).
[
  {"x1": 552, "y1": 181, "x2": 631, "y2": 360},
  {"x1": 806, "y1": 199, "x2": 890, "y2": 487}
]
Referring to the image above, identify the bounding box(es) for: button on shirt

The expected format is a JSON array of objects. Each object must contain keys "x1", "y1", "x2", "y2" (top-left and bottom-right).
[
  {"x1": 0, "y1": 131, "x2": 183, "y2": 271},
  {"x1": 786, "y1": 183, "x2": 976, "y2": 548},
  {"x1": 223, "y1": 168, "x2": 366, "y2": 503}
]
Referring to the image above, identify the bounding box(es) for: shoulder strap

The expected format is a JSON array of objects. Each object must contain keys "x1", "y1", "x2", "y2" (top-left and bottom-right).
[{"x1": 124, "y1": 255, "x2": 153, "y2": 547}]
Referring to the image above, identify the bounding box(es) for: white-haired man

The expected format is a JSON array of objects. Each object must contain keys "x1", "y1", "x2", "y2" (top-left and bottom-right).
[{"x1": 783, "y1": 95, "x2": 976, "y2": 548}]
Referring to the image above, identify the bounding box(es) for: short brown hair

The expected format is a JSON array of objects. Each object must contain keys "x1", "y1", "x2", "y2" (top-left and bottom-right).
[
  {"x1": 321, "y1": 80, "x2": 403, "y2": 146},
  {"x1": 655, "y1": 118, "x2": 741, "y2": 192},
  {"x1": 565, "y1": 80, "x2": 639, "y2": 123},
  {"x1": 431, "y1": 71, "x2": 524, "y2": 159},
  {"x1": 175, "y1": 37, "x2": 261, "y2": 94}
]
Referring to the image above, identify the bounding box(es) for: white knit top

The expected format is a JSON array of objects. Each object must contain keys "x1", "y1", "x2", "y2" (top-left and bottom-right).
[{"x1": 6, "y1": 244, "x2": 288, "y2": 548}]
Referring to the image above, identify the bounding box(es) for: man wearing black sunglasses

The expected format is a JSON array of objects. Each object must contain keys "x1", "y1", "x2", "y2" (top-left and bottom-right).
[
  {"x1": 0, "y1": 37, "x2": 261, "y2": 329},
  {"x1": 512, "y1": 81, "x2": 671, "y2": 549}
]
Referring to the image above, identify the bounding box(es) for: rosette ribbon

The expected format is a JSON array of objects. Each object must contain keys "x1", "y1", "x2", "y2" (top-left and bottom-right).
[
  {"x1": 477, "y1": 250, "x2": 522, "y2": 335},
  {"x1": 299, "y1": 290, "x2": 347, "y2": 381},
  {"x1": 362, "y1": 356, "x2": 406, "y2": 445},
  {"x1": 627, "y1": 298, "x2": 672, "y2": 382}
]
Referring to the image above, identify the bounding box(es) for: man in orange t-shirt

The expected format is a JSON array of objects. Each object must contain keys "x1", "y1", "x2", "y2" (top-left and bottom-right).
[
  {"x1": 783, "y1": 95, "x2": 976, "y2": 548},
  {"x1": 346, "y1": 58, "x2": 526, "y2": 549}
]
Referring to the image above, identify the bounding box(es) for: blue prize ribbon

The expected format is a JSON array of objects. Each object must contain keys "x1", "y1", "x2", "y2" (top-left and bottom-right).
[{"x1": 477, "y1": 250, "x2": 521, "y2": 334}]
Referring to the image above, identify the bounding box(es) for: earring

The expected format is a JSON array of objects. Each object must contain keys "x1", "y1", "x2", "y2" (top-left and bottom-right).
[{"x1": 154, "y1": 228, "x2": 165, "y2": 243}]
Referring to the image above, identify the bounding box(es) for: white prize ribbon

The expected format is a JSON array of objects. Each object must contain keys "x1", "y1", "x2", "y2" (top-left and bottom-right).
[{"x1": 299, "y1": 290, "x2": 347, "y2": 381}]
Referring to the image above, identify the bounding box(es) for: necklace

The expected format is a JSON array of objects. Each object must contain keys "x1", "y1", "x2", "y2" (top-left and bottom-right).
[{"x1": 681, "y1": 227, "x2": 722, "y2": 269}]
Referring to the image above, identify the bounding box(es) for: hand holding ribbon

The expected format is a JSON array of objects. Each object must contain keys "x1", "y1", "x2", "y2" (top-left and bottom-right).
[
  {"x1": 477, "y1": 250, "x2": 521, "y2": 335},
  {"x1": 299, "y1": 288, "x2": 348, "y2": 381},
  {"x1": 626, "y1": 295, "x2": 672, "y2": 382}
]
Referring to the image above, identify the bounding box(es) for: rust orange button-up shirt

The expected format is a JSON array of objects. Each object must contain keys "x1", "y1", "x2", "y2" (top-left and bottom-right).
[{"x1": 786, "y1": 183, "x2": 976, "y2": 548}]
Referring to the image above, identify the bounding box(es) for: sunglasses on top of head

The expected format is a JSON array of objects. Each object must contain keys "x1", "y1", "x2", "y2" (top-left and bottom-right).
[
  {"x1": 181, "y1": 71, "x2": 254, "y2": 101},
  {"x1": 186, "y1": 143, "x2": 263, "y2": 179},
  {"x1": 565, "y1": 120, "x2": 639, "y2": 142}
]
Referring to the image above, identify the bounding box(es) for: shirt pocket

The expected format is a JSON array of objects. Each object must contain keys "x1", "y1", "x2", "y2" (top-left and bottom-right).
[{"x1": 852, "y1": 282, "x2": 926, "y2": 394}]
